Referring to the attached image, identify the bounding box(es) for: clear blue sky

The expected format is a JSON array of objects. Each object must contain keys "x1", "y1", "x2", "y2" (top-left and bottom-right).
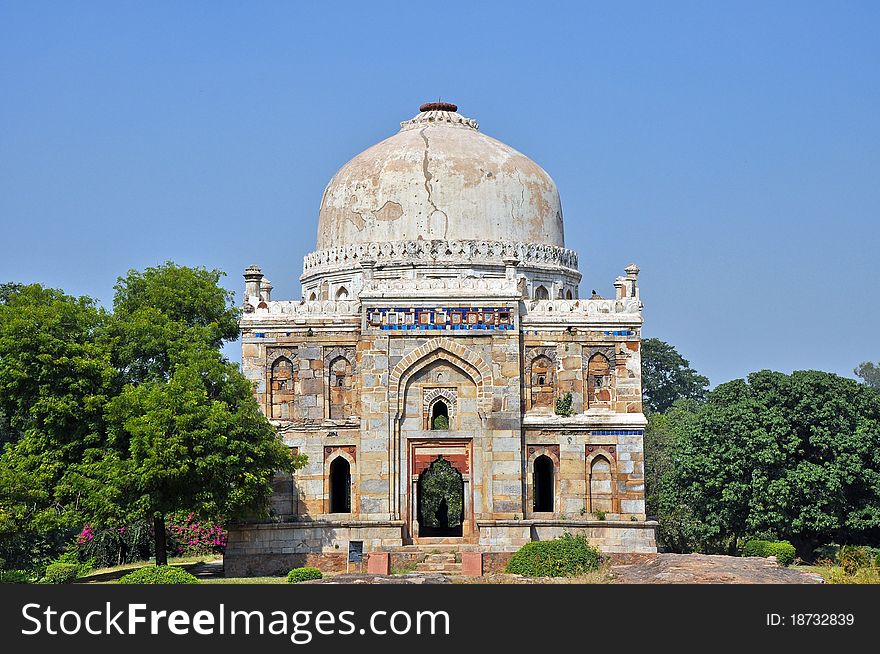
[{"x1": 2, "y1": 1, "x2": 878, "y2": 386}]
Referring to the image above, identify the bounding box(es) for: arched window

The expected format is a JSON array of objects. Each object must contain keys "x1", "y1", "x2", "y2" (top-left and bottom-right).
[
  {"x1": 565, "y1": 289, "x2": 573, "y2": 300},
  {"x1": 533, "y1": 455, "x2": 554, "y2": 512},
  {"x1": 308, "y1": 291, "x2": 317, "y2": 301},
  {"x1": 328, "y1": 356, "x2": 352, "y2": 420},
  {"x1": 587, "y1": 354, "x2": 612, "y2": 407},
  {"x1": 534, "y1": 285, "x2": 550, "y2": 300},
  {"x1": 335, "y1": 286, "x2": 349, "y2": 301},
  {"x1": 329, "y1": 457, "x2": 351, "y2": 513},
  {"x1": 589, "y1": 456, "x2": 613, "y2": 514},
  {"x1": 270, "y1": 357, "x2": 295, "y2": 419},
  {"x1": 430, "y1": 400, "x2": 449, "y2": 430},
  {"x1": 530, "y1": 355, "x2": 555, "y2": 409}
]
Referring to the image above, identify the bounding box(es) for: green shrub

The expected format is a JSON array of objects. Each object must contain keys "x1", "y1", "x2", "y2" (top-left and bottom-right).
[
  {"x1": 53, "y1": 551, "x2": 95, "y2": 578},
  {"x1": 432, "y1": 414, "x2": 449, "y2": 430},
  {"x1": 838, "y1": 545, "x2": 871, "y2": 575},
  {"x1": 554, "y1": 393, "x2": 574, "y2": 417},
  {"x1": 741, "y1": 540, "x2": 796, "y2": 566},
  {"x1": 118, "y1": 565, "x2": 200, "y2": 585},
  {"x1": 812, "y1": 544, "x2": 839, "y2": 565},
  {"x1": 41, "y1": 563, "x2": 80, "y2": 584},
  {"x1": 594, "y1": 510, "x2": 606, "y2": 521},
  {"x1": 0, "y1": 569, "x2": 34, "y2": 584},
  {"x1": 287, "y1": 567, "x2": 323, "y2": 583},
  {"x1": 505, "y1": 533, "x2": 601, "y2": 577}
]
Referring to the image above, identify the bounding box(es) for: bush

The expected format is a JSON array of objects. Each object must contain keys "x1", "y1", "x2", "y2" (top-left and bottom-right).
[
  {"x1": 118, "y1": 565, "x2": 200, "y2": 585},
  {"x1": 75, "y1": 522, "x2": 154, "y2": 568},
  {"x1": 741, "y1": 540, "x2": 796, "y2": 566},
  {"x1": 41, "y1": 563, "x2": 80, "y2": 584},
  {"x1": 166, "y1": 512, "x2": 227, "y2": 557},
  {"x1": 53, "y1": 551, "x2": 95, "y2": 578},
  {"x1": 287, "y1": 567, "x2": 323, "y2": 583},
  {"x1": 431, "y1": 415, "x2": 449, "y2": 430},
  {"x1": 838, "y1": 545, "x2": 871, "y2": 575},
  {"x1": 812, "y1": 543, "x2": 839, "y2": 565},
  {"x1": 554, "y1": 393, "x2": 574, "y2": 417},
  {"x1": 0, "y1": 569, "x2": 34, "y2": 584},
  {"x1": 505, "y1": 533, "x2": 601, "y2": 577}
]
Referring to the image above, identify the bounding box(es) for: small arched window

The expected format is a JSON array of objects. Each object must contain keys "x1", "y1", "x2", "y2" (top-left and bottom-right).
[
  {"x1": 534, "y1": 285, "x2": 550, "y2": 300},
  {"x1": 589, "y1": 456, "x2": 613, "y2": 514},
  {"x1": 329, "y1": 457, "x2": 351, "y2": 513},
  {"x1": 308, "y1": 291, "x2": 317, "y2": 301},
  {"x1": 328, "y1": 356, "x2": 352, "y2": 420},
  {"x1": 565, "y1": 289, "x2": 573, "y2": 300},
  {"x1": 530, "y1": 355, "x2": 555, "y2": 409},
  {"x1": 587, "y1": 353, "x2": 612, "y2": 407},
  {"x1": 270, "y1": 357, "x2": 295, "y2": 419},
  {"x1": 430, "y1": 400, "x2": 449, "y2": 430},
  {"x1": 533, "y1": 455, "x2": 554, "y2": 512},
  {"x1": 335, "y1": 286, "x2": 349, "y2": 301}
]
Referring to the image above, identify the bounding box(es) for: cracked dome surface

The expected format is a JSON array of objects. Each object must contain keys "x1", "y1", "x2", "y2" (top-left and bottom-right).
[{"x1": 315, "y1": 105, "x2": 565, "y2": 250}]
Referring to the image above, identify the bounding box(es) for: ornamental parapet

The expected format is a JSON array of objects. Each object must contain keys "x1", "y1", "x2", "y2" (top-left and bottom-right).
[
  {"x1": 360, "y1": 275, "x2": 520, "y2": 298},
  {"x1": 523, "y1": 297, "x2": 641, "y2": 316},
  {"x1": 241, "y1": 299, "x2": 360, "y2": 320},
  {"x1": 302, "y1": 239, "x2": 579, "y2": 276}
]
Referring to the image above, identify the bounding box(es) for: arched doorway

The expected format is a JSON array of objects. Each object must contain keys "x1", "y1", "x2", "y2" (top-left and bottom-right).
[
  {"x1": 533, "y1": 455, "x2": 554, "y2": 512},
  {"x1": 417, "y1": 456, "x2": 463, "y2": 537},
  {"x1": 329, "y1": 457, "x2": 351, "y2": 513}
]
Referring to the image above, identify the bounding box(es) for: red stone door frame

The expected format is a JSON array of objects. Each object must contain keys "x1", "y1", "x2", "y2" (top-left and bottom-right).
[{"x1": 407, "y1": 439, "x2": 474, "y2": 543}]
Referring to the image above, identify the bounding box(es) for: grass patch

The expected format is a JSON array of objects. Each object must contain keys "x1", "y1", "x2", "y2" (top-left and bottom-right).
[
  {"x1": 795, "y1": 565, "x2": 880, "y2": 584},
  {"x1": 391, "y1": 561, "x2": 419, "y2": 575},
  {"x1": 201, "y1": 576, "x2": 288, "y2": 584},
  {"x1": 79, "y1": 555, "x2": 219, "y2": 583}
]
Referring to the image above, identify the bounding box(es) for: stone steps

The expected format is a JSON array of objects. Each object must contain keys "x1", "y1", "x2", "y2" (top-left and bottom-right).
[{"x1": 415, "y1": 562, "x2": 463, "y2": 573}]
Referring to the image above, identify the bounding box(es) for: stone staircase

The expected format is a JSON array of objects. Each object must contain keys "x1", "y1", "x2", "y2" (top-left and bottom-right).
[{"x1": 415, "y1": 552, "x2": 462, "y2": 574}]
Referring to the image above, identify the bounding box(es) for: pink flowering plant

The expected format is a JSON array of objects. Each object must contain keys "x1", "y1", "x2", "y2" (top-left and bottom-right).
[{"x1": 166, "y1": 513, "x2": 227, "y2": 556}]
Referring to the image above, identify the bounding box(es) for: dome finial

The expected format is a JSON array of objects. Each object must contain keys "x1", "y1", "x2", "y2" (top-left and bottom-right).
[{"x1": 419, "y1": 100, "x2": 458, "y2": 112}]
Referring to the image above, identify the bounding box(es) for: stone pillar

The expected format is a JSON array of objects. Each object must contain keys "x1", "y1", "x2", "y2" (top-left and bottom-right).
[
  {"x1": 260, "y1": 278, "x2": 273, "y2": 302},
  {"x1": 243, "y1": 265, "x2": 263, "y2": 304},
  {"x1": 367, "y1": 552, "x2": 390, "y2": 575},
  {"x1": 461, "y1": 552, "x2": 483, "y2": 576},
  {"x1": 625, "y1": 263, "x2": 640, "y2": 300}
]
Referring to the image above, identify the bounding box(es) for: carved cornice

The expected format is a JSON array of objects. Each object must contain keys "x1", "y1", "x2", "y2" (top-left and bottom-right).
[
  {"x1": 399, "y1": 109, "x2": 479, "y2": 132},
  {"x1": 302, "y1": 240, "x2": 579, "y2": 277}
]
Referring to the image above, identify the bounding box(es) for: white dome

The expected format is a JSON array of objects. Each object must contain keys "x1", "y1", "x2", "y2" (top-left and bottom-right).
[{"x1": 316, "y1": 102, "x2": 565, "y2": 250}]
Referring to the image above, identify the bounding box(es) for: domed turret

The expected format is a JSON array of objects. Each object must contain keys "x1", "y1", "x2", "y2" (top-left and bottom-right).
[{"x1": 316, "y1": 102, "x2": 565, "y2": 249}]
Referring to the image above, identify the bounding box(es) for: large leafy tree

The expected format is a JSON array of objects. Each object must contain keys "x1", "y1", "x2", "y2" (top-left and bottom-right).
[
  {"x1": 100, "y1": 263, "x2": 300, "y2": 564},
  {"x1": 100, "y1": 349, "x2": 298, "y2": 564},
  {"x1": 855, "y1": 361, "x2": 880, "y2": 390},
  {"x1": 0, "y1": 264, "x2": 304, "y2": 569},
  {"x1": 641, "y1": 338, "x2": 709, "y2": 414},
  {"x1": 0, "y1": 284, "x2": 117, "y2": 568},
  {"x1": 658, "y1": 370, "x2": 880, "y2": 555}
]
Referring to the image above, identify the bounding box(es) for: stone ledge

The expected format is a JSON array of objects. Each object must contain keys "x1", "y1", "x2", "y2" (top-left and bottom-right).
[
  {"x1": 477, "y1": 519, "x2": 659, "y2": 530},
  {"x1": 229, "y1": 520, "x2": 406, "y2": 530}
]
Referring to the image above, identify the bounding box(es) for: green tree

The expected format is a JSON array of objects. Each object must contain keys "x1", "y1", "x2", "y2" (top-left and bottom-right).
[
  {"x1": 659, "y1": 370, "x2": 880, "y2": 556},
  {"x1": 0, "y1": 285, "x2": 116, "y2": 568},
  {"x1": 855, "y1": 362, "x2": 880, "y2": 390},
  {"x1": 641, "y1": 338, "x2": 709, "y2": 414},
  {"x1": 110, "y1": 262, "x2": 240, "y2": 384},
  {"x1": 102, "y1": 263, "x2": 302, "y2": 564},
  {"x1": 0, "y1": 265, "x2": 306, "y2": 570},
  {"x1": 102, "y1": 349, "x2": 300, "y2": 565}
]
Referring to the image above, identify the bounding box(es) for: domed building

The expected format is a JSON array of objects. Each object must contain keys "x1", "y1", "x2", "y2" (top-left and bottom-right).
[{"x1": 226, "y1": 102, "x2": 656, "y2": 576}]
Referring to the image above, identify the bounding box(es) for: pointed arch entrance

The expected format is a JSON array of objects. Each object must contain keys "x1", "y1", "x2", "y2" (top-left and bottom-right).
[
  {"x1": 409, "y1": 440, "x2": 473, "y2": 542},
  {"x1": 417, "y1": 456, "x2": 463, "y2": 537}
]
